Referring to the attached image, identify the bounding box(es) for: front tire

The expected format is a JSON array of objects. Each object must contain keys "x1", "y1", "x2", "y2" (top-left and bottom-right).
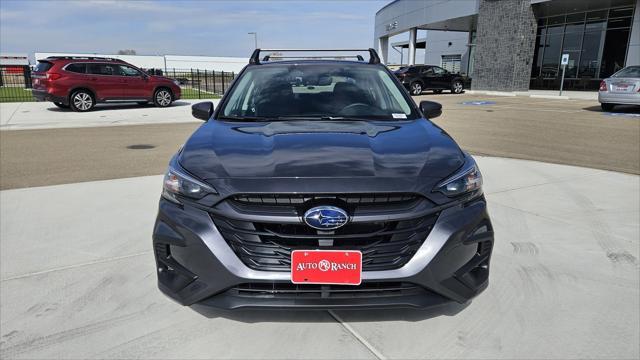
[
  {"x1": 410, "y1": 82, "x2": 423, "y2": 96},
  {"x1": 154, "y1": 88, "x2": 172, "y2": 107},
  {"x1": 53, "y1": 102, "x2": 69, "y2": 109},
  {"x1": 451, "y1": 80, "x2": 464, "y2": 94},
  {"x1": 601, "y1": 103, "x2": 615, "y2": 111},
  {"x1": 69, "y1": 90, "x2": 95, "y2": 112}
]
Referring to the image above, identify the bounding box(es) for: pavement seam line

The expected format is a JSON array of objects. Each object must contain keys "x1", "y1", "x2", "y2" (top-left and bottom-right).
[
  {"x1": 327, "y1": 310, "x2": 387, "y2": 360},
  {"x1": 5, "y1": 102, "x2": 23, "y2": 126},
  {"x1": 1, "y1": 251, "x2": 151, "y2": 282}
]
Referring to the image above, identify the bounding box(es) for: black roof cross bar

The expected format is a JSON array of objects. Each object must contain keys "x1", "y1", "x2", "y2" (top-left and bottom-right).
[{"x1": 250, "y1": 49, "x2": 380, "y2": 65}]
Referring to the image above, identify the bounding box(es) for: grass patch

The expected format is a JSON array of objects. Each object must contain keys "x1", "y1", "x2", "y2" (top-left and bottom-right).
[
  {"x1": 0, "y1": 87, "x2": 34, "y2": 102},
  {"x1": 180, "y1": 87, "x2": 221, "y2": 100}
]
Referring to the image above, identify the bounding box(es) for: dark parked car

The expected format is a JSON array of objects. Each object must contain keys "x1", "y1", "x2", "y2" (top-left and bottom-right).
[
  {"x1": 153, "y1": 49, "x2": 493, "y2": 309},
  {"x1": 394, "y1": 65, "x2": 465, "y2": 95},
  {"x1": 31, "y1": 56, "x2": 181, "y2": 111}
]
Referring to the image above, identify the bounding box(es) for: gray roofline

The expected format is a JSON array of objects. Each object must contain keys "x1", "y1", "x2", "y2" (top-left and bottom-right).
[{"x1": 376, "y1": 0, "x2": 400, "y2": 15}]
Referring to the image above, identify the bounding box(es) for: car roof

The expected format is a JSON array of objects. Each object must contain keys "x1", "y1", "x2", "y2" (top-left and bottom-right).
[{"x1": 38, "y1": 57, "x2": 127, "y2": 64}]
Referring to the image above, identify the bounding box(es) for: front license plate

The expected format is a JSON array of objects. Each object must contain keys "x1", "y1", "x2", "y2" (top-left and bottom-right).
[{"x1": 291, "y1": 250, "x2": 362, "y2": 285}]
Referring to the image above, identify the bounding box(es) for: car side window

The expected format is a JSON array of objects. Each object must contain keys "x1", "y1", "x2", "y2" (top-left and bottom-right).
[
  {"x1": 432, "y1": 67, "x2": 446, "y2": 75},
  {"x1": 118, "y1": 65, "x2": 141, "y2": 77},
  {"x1": 65, "y1": 63, "x2": 87, "y2": 74},
  {"x1": 422, "y1": 67, "x2": 434, "y2": 75},
  {"x1": 88, "y1": 64, "x2": 117, "y2": 76}
]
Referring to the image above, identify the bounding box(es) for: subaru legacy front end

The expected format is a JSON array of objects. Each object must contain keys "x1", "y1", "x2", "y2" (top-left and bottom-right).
[{"x1": 152, "y1": 49, "x2": 494, "y2": 309}]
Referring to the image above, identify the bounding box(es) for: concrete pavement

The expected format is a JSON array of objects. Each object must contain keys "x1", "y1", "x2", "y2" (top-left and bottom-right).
[
  {"x1": 0, "y1": 100, "x2": 217, "y2": 131},
  {"x1": 1, "y1": 156, "x2": 638, "y2": 359}
]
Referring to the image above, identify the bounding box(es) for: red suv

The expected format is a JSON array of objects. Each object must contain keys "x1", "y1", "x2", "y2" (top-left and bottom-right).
[{"x1": 32, "y1": 56, "x2": 181, "y2": 111}]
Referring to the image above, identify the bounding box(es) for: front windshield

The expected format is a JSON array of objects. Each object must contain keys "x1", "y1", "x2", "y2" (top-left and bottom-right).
[
  {"x1": 612, "y1": 66, "x2": 640, "y2": 78},
  {"x1": 219, "y1": 63, "x2": 418, "y2": 120}
]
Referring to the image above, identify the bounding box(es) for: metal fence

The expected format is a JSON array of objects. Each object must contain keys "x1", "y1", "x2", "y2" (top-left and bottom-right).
[
  {"x1": 0, "y1": 66, "x2": 235, "y2": 103},
  {"x1": 0, "y1": 66, "x2": 34, "y2": 102},
  {"x1": 167, "y1": 68, "x2": 236, "y2": 99}
]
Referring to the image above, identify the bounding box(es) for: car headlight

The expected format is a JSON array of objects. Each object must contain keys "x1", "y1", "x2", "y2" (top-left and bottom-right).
[
  {"x1": 434, "y1": 157, "x2": 483, "y2": 198},
  {"x1": 173, "y1": 80, "x2": 180, "y2": 86},
  {"x1": 162, "y1": 166, "x2": 216, "y2": 204}
]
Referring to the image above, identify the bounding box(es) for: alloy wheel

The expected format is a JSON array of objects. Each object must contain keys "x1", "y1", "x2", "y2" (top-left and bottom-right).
[
  {"x1": 453, "y1": 81, "x2": 463, "y2": 94},
  {"x1": 411, "y1": 83, "x2": 422, "y2": 95},
  {"x1": 73, "y1": 93, "x2": 93, "y2": 111},
  {"x1": 156, "y1": 90, "x2": 172, "y2": 107}
]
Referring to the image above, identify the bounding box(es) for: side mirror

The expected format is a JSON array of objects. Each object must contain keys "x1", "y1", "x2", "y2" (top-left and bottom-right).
[
  {"x1": 419, "y1": 100, "x2": 442, "y2": 119},
  {"x1": 192, "y1": 101, "x2": 214, "y2": 121}
]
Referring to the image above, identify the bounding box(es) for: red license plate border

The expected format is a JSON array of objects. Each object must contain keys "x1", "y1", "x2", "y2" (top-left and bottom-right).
[{"x1": 290, "y1": 249, "x2": 363, "y2": 286}]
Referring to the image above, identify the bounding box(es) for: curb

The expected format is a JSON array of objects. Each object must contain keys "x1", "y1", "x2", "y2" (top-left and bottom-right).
[{"x1": 466, "y1": 90, "x2": 596, "y2": 101}]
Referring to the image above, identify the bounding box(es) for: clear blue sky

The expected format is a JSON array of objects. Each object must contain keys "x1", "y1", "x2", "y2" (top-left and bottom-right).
[{"x1": 0, "y1": 0, "x2": 389, "y2": 59}]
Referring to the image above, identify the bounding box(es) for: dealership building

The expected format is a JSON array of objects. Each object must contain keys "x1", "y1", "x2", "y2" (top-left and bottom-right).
[{"x1": 375, "y1": 0, "x2": 640, "y2": 91}]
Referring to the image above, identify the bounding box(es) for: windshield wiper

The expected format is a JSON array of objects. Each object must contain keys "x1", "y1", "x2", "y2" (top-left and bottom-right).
[{"x1": 274, "y1": 115, "x2": 375, "y2": 121}]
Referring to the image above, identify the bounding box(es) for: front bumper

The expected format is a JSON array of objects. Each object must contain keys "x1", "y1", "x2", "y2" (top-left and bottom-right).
[{"x1": 153, "y1": 197, "x2": 493, "y2": 309}]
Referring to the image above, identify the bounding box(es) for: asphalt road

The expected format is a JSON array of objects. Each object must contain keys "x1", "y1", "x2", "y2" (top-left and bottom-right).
[{"x1": 1, "y1": 94, "x2": 638, "y2": 190}]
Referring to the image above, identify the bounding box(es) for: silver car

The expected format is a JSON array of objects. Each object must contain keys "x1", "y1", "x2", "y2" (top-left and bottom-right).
[{"x1": 598, "y1": 66, "x2": 640, "y2": 111}]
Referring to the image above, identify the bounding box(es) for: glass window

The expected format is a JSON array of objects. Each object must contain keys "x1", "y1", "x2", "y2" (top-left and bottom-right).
[
  {"x1": 609, "y1": 7, "x2": 634, "y2": 18},
  {"x1": 562, "y1": 30, "x2": 582, "y2": 50},
  {"x1": 566, "y1": 12, "x2": 585, "y2": 23},
  {"x1": 548, "y1": 15, "x2": 565, "y2": 25},
  {"x1": 607, "y1": 17, "x2": 632, "y2": 28},
  {"x1": 118, "y1": 65, "x2": 141, "y2": 76},
  {"x1": 585, "y1": 20, "x2": 606, "y2": 31},
  {"x1": 88, "y1": 64, "x2": 117, "y2": 76},
  {"x1": 219, "y1": 64, "x2": 418, "y2": 120},
  {"x1": 431, "y1": 66, "x2": 447, "y2": 75},
  {"x1": 578, "y1": 30, "x2": 604, "y2": 78},
  {"x1": 586, "y1": 10, "x2": 608, "y2": 22},
  {"x1": 34, "y1": 61, "x2": 52, "y2": 72},
  {"x1": 612, "y1": 66, "x2": 640, "y2": 78},
  {"x1": 541, "y1": 26, "x2": 563, "y2": 78},
  {"x1": 600, "y1": 28, "x2": 630, "y2": 78},
  {"x1": 532, "y1": 27, "x2": 547, "y2": 78},
  {"x1": 65, "y1": 63, "x2": 86, "y2": 74}
]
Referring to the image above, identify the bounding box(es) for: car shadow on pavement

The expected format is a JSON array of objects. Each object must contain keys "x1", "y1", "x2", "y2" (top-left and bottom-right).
[
  {"x1": 583, "y1": 104, "x2": 640, "y2": 113},
  {"x1": 45, "y1": 101, "x2": 191, "y2": 112},
  {"x1": 190, "y1": 301, "x2": 470, "y2": 323}
]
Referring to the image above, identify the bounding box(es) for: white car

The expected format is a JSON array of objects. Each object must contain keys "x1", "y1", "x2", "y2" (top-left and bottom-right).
[{"x1": 598, "y1": 65, "x2": 640, "y2": 111}]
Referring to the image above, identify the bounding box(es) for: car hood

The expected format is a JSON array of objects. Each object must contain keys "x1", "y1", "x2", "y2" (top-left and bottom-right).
[{"x1": 179, "y1": 119, "x2": 464, "y2": 186}]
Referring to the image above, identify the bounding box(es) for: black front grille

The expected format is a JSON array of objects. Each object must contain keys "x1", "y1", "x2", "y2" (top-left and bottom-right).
[
  {"x1": 212, "y1": 194, "x2": 439, "y2": 272},
  {"x1": 232, "y1": 193, "x2": 419, "y2": 207},
  {"x1": 232, "y1": 282, "x2": 421, "y2": 299}
]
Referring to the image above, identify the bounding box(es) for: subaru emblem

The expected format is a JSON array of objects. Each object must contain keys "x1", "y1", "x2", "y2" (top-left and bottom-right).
[{"x1": 303, "y1": 206, "x2": 349, "y2": 230}]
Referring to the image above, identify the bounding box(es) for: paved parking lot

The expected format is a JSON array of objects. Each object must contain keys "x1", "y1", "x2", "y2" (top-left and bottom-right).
[
  {"x1": 0, "y1": 95, "x2": 638, "y2": 359},
  {"x1": 1, "y1": 94, "x2": 638, "y2": 190},
  {"x1": 417, "y1": 93, "x2": 640, "y2": 174},
  {"x1": 1, "y1": 157, "x2": 637, "y2": 359}
]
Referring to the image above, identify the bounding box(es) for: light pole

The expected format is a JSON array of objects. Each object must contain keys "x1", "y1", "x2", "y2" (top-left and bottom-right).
[{"x1": 248, "y1": 32, "x2": 258, "y2": 49}]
